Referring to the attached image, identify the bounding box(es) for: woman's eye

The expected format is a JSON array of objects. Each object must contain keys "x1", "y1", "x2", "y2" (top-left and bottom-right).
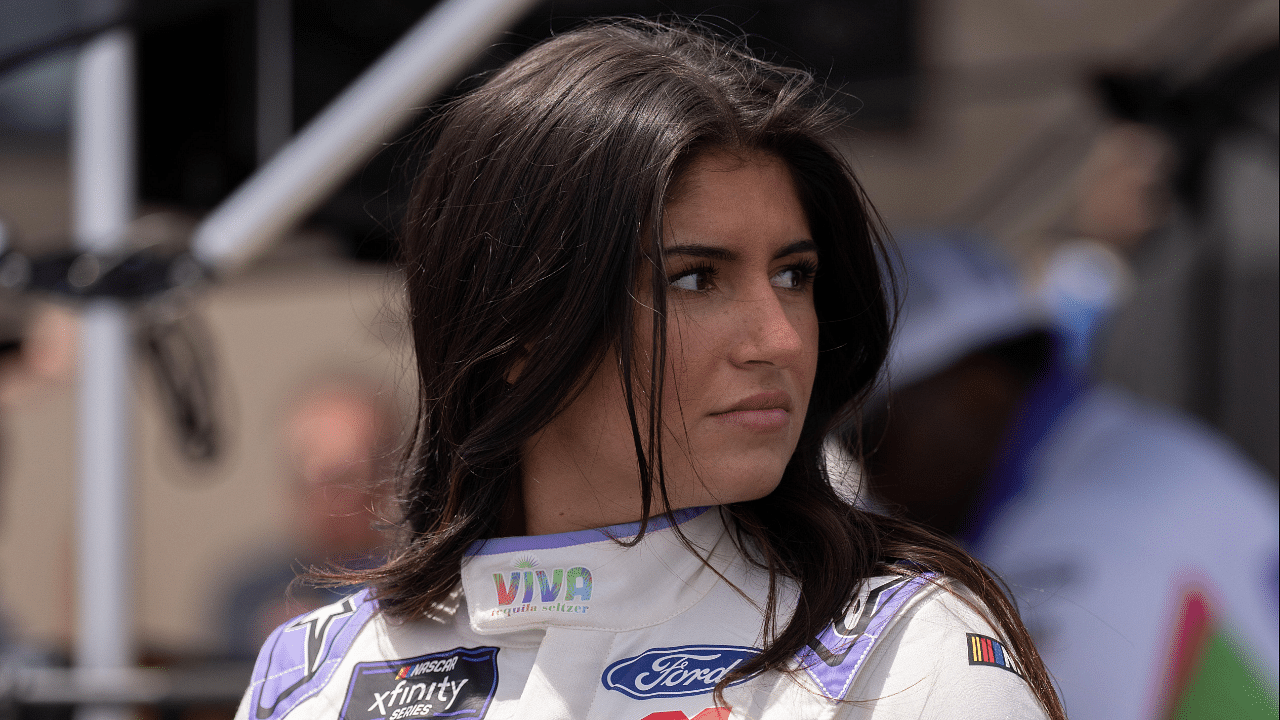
[
  {"x1": 669, "y1": 269, "x2": 712, "y2": 292},
  {"x1": 771, "y1": 265, "x2": 814, "y2": 289},
  {"x1": 771, "y1": 269, "x2": 799, "y2": 289}
]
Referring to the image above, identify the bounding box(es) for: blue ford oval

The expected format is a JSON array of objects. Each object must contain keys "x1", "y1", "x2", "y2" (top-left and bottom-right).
[{"x1": 601, "y1": 645, "x2": 761, "y2": 699}]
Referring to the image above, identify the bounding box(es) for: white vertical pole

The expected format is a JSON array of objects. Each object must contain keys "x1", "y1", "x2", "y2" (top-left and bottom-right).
[{"x1": 72, "y1": 12, "x2": 135, "y2": 720}]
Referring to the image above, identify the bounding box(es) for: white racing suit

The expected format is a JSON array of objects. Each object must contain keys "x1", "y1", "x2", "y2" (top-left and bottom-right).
[{"x1": 236, "y1": 507, "x2": 1047, "y2": 719}]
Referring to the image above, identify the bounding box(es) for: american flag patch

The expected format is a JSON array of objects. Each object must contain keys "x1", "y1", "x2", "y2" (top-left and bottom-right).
[{"x1": 967, "y1": 633, "x2": 1020, "y2": 676}]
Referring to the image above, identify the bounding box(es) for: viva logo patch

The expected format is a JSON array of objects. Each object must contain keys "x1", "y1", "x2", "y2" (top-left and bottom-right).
[
  {"x1": 489, "y1": 557, "x2": 593, "y2": 618},
  {"x1": 602, "y1": 645, "x2": 759, "y2": 699}
]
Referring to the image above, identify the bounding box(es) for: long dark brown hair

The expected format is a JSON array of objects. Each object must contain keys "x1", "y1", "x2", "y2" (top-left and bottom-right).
[{"x1": 345, "y1": 18, "x2": 1064, "y2": 718}]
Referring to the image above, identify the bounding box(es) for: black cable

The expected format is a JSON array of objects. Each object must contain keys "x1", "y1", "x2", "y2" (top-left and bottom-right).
[{"x1": 137, "y1": 306, "x2": 223, "y2": 465}]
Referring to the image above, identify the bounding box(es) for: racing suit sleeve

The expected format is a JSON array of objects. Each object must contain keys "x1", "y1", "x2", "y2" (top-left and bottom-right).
[{"x1": 833, "y1": 583, "x2": 1051, "y2": 719}]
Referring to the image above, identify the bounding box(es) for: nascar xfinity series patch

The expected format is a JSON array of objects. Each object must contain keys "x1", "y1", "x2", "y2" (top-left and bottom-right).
[{"x1": 339, "y1": 646, "x2": 500, "y2": 720}]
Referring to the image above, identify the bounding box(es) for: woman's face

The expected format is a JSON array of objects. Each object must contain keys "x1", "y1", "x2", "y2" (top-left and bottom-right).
[{"x1": 520, "y1": 149, "x2": 820, "y2": 534}]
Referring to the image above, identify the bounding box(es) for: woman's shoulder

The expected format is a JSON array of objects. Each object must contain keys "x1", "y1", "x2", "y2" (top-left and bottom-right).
[
  {"x1": 235, "y1": 589, "x2": 383, "y2": 720},
  {"x1": 235, "y1": 588, "x2": 472, "y2": 720},
  {"x1": 809, "y1": 574, "x2": 1050, "y2": 719}
]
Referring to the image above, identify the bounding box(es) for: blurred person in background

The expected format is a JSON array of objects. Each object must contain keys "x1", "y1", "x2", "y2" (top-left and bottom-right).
[
  {"x1": 0, "y1": 297, "x2": 72, "y2": 720},
  {"x1": 1039, "y1": 42, "x2": 1279, "y2": 481},
  {"x1": 218, "y1": 374, "x2": 400, "y2": 660},
  {"x1": 853, "y1": 233, "x2": 1278, "y2": 720},
  {"x1": 1035, "y1": 120, "x2": 1170, "y2": 372}
]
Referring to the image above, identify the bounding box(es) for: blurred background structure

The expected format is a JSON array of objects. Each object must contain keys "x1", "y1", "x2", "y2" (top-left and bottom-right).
[{"x1": 0, "y1": 0, "x2": 1274, "y2": 716}]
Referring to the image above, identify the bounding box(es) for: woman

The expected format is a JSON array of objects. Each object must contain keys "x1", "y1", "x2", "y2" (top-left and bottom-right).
[{"x1": 238, "y1": 19, "x2": 1065, "y2": 720}]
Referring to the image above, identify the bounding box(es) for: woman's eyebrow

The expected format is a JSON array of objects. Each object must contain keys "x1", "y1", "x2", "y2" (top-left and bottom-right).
[
  {"x1": 663, "y1": 244, "x2": 736, "y2": 261},
  {"x1": 774, "y1": 240, "x2": 818, "y2": 259},
  {"x1": 662, "y1": 239, "x2": 817, "y2": 262}
]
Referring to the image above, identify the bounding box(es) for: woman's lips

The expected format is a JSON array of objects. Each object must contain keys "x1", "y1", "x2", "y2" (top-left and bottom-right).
[
  {"x1": 712, "y1": 391, "x2": 792, "y2": 431},
  {"x1": 714, "y1": 407, "x2": 790, "y2": 431}
]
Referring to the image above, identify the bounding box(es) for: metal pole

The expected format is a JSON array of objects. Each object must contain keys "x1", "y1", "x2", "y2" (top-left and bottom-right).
[
  {"x1": 72, "y1": 12, "x2": 135, "y2": 720},
  {"x1": 192, "y1": 0, "x2": 541, "y2": 272}
]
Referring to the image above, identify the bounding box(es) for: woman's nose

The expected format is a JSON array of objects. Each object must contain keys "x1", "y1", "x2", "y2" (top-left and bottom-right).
[{"x1": 728, "y1": 288, "x2": 805, "y2": 367}]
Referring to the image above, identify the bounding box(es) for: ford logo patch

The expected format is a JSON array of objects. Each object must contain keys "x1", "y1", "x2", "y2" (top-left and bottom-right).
[{"x1": 601, "y1": 645, "x2": 760, "y2": 699}]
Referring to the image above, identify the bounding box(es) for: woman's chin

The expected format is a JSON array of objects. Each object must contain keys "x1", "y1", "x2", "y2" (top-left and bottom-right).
[{"x1": 675, "y1": 462, "x2": 787, "y2": 508}]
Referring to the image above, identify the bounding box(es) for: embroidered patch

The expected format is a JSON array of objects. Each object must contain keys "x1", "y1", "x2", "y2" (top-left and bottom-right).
[
  {"x1": 603, "y1": 645, "x2": 759, "y2": 699},
  {"x1": 339, "y1": 646, "x2": 500, "y2": 720},
  {"x1": 489, "y1": 560, "x2": 593, "y2": 619},
  {"x1": 966, "y1": 633, "x2": 1021, "y2": 676}
]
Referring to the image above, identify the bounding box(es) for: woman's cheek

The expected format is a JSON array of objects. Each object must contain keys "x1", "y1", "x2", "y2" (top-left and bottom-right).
[{"x1": 665, "y1": 311, "x2": 715, "y2": 393}]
